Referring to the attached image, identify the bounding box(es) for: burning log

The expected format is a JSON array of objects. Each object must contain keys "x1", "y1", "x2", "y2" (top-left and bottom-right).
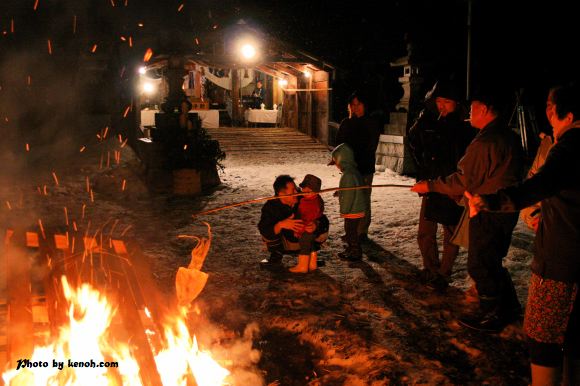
[
  {"x1": 2, "y1": 223, "x2": 231, "y2": 385},
  {"x1": 3, "y1": 229, "x2": 35, "y2": 362}
]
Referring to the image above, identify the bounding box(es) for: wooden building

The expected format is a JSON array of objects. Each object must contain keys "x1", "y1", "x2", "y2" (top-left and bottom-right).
[{"x1": 137, "y1": 21, "x2": 336, "y2": 145}]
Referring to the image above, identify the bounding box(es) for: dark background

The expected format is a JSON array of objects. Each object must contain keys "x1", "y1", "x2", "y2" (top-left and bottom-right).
[{"x1": 1, "y1": 0, "x2": 577, "y2": 132}]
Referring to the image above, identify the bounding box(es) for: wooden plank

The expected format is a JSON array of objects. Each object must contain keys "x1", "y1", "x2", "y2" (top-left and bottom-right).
[
  {"x1": 106, "y1": 243, "x2": 163, "y2": 386},
  {"x1": 4, "y1": 229, "x2": 34, "y2": 362},
  {"x1": 37, "y1": 230, "x2": 69, "y2": 334}
]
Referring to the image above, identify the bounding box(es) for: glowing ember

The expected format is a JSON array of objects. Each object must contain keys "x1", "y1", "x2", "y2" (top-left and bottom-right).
[
  {"x1": 143, "y1": 48, "x2": 153, "y2": 62},
  {"x1": 38, "y1": 218, "x2": 46, "y2": 239}
]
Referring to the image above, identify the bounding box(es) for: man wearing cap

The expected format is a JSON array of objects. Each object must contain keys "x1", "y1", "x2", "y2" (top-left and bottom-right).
[
  {"x1": 258, "y1": 175, "x2": 329, "y2": 268},
  {"x1": 408, "y1": 81, "x2": 476, "y2": 291},
  {"x1": 411, "y1": 88, "x2": 524, "y2": 332}
]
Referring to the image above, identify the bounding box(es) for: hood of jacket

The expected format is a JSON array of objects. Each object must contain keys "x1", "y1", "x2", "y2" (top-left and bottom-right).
[{"x1": 331, "y1": 143, "x2": 358, "y2": 173}]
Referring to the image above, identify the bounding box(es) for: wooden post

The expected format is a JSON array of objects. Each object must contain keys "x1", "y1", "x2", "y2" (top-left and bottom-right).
[
  {"x1": 307, "y1": 75, "x2": 313, "y2": 137},
  {"x1": 231, "y1": 68, "x2": 240, "y2": 125},
  {"x1": 312, "y1": 70, "x2": 330, "y2": 144}
]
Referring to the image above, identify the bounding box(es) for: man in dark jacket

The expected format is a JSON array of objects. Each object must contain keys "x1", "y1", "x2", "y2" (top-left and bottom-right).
[
  {"x1": 335, "y1": 91, "x2": 381, "y2": 241},
  {"x1": 467, "y1": 83, "x2": 580, "y2": 384},
  {"x1": 408, "y1": 81, "x2": 476, "y2": 290},
  {"x1": 412, "y1": 88, "x2": 524, "y2": 332},
  {"x1": 258, "y1": 175, "x2": 329, "y2": 266}
]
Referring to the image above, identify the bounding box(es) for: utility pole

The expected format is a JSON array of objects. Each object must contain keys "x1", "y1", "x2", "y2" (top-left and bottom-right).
[{"x1": 466, "y1": 0, "x2": 473, "y2": 100}]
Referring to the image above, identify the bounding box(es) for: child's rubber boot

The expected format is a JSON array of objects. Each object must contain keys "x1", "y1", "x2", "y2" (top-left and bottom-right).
[
  {"x1": 289, "y1": 254, "x2": 309, "y2": 273},
  {"x1": 309, "y1": 251, "x2": 318, "y2": 272}
]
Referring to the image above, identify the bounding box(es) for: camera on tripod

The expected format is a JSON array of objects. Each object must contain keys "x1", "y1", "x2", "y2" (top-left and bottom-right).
[{"x1": 509, "y1": 89, "x2": 540, "y2": 158}]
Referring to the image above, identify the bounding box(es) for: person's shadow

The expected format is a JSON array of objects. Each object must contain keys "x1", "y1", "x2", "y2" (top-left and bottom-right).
[{"x1": 349, "y1": 239, "x2": 530, "y2": 384}]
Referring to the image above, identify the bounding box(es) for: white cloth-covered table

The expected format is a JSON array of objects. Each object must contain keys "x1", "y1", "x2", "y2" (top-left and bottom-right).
[
  {"x1": 192, "y1": 109, "x2": 219, "y2": 129},
  {"x1": 140, "y1": 109, "x2": 157, "y2": 126},
  {"x1": 245, "y1": 109, "x2": 278, "y2": 124},
  {"x1": 140, "y1": 109, "x2": 219, "y2": 128}
]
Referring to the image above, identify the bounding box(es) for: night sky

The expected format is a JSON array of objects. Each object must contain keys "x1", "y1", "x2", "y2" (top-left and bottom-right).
[{"x1": 1, "y1": 0, "x2": 577, "y2": 122}]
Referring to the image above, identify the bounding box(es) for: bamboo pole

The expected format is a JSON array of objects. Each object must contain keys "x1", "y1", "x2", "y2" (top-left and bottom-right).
[{"x1": 192, "y1": 184, "x2": 413, "y2": 217}]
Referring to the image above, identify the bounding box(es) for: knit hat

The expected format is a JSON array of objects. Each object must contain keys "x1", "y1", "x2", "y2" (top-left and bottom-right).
[
  {"x1": 299, "y1": 174, "x2": 322, "y2": 192},
  {"x1": 427, "y1": 80, "x2": 462, "y2": 102}
]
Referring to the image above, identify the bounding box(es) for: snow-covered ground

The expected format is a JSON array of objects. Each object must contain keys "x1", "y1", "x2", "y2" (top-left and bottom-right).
[{"x1": 1, "y1": 137, "x2": 536, "y2": 385}]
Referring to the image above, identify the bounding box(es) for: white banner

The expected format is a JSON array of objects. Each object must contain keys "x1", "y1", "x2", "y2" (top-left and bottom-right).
[{"x1": 199, "y1": 67, "x2": 254, "y2": 90}]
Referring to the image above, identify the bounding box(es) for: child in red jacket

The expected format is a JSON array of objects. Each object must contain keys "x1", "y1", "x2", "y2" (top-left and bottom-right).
[{"x1": 290, "y1": 174, "x2": 324, "y2": 273}]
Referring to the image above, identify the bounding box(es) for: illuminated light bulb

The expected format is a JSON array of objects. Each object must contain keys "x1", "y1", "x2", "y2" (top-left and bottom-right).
[
  {"x1": 241, "y1": 44, "x2": 256, "y2": 59},
  {"x1": 278, "y1": 79, "x2": 288, "y2": 87},
  {"x1": 304, "y1": 70, "x2": 312, "y2": 78},
  {"x1": 143, "y1": 82, "x2": 155, "y2": 94},
  {"x1": 138, "y1": 66, "x2": 146, "y2": 75}
]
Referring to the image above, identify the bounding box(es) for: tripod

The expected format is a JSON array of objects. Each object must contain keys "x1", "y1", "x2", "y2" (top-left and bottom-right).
[{"x1": 508, "y1": 89, "x2": 539, "y2": 157}]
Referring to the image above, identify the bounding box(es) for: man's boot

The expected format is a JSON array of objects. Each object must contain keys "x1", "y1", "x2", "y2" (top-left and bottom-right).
[
  {"x1": 260, "y1": 250, "x2": 284, "y2": 269},
  {"x1": 309, "y1": 251, "x2": 318, "y2": 272},
  {"x1": 459, "y1": 295, "x2": 509, "y2": 333},
  {"x1": 289, "y1": 254, "x2": 309, "y2": 273}
]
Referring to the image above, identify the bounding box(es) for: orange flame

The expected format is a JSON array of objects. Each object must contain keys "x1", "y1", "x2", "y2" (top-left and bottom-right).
[{"x1": 2, "y1": 276, "x2": 230, "y2": 385}]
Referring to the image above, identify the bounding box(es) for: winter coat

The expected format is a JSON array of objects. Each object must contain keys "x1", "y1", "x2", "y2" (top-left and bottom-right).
[
  {"x1": 331, "y1": 143, "x2": 367, "y2": 218},
  {"x1": 484, "y1": 123, "x2": 580, "y2": 284},
  {"x1": 519, "y1": 134, "x2": 554, "y2": 230},
  {"x1": 428, "y1": 119, "x2": 524, "y2": 196},
  {"x1": 409, "y1": 109, "x2": 476, "y2": 225},
  {"x1": 258, "y1": 197, "x2": 329, "y2": 241},
  {"x1": 335, "y1": 115, "x2": 381, "y2": 176},
  {"x1": 408, "y1": 109, "x2": 476, "y2": 181},
  {"x1": 295, "y1": 195, "x2": 324, "y2": 237}
]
